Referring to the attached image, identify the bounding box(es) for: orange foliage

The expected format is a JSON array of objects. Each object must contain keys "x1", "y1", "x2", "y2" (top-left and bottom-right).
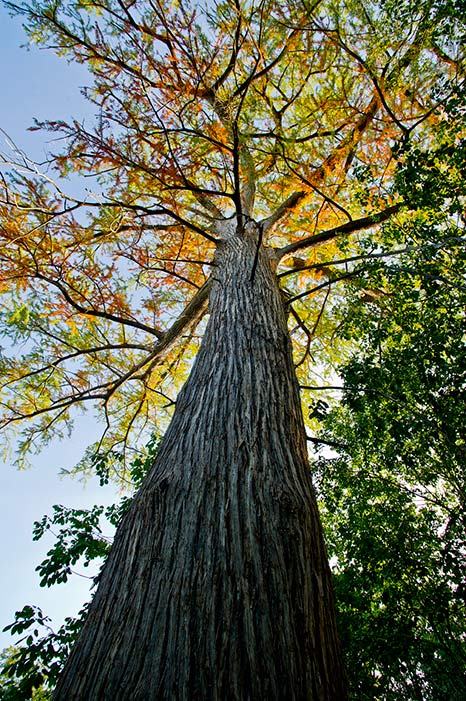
[{"x1": 0, "y1": 0, "x2": 457, "y2": 465}]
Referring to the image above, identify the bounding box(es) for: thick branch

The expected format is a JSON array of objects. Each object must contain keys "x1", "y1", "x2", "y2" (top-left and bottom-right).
[
  {"x1": 150, "y1": 278, "x2": 211, "y2": 361},
  {"x1": 277, "y1": 238, "x2": 446, "y2": 278},
  {"x1": 261, "y1": 191, "x2": 308, "y2": 234},
  {"x1": 275, "y1": 204, "x2": 402, "y2": 261},
  {"x1": 105, "y1": 277, "x2": 211, "y2": 399},
  {"x1": 306, "y1": 435, "x2": 349, "y2": 450}
]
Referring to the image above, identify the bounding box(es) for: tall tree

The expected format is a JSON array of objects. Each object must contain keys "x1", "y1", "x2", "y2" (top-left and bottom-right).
[{"x1": 0, "y1": 0, "x2": 463, "y2": 697}]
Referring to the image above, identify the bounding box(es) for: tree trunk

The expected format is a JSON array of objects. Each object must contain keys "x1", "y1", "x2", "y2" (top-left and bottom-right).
[{"x1": 53, "y1": 221, "x2": 347, "y2": 700}]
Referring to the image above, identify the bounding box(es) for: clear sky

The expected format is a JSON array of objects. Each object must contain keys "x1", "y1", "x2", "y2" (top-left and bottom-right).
[{"x1": 0, "y1": 5, "x2": 119, "y2": 650}]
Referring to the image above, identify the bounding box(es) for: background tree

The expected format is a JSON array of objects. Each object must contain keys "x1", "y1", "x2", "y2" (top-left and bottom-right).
[
  {"x1": 316, "y1": 82, "x2": 466, "y2": 699},
  {"x1": 0, "y1": 0, "x2": 464, "y2": 698}
]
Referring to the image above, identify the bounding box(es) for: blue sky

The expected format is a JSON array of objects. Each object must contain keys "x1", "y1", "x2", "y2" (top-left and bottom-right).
[
  {"x1": 0, "y1": 5, "x2": 119, "y2": 650},
  {"x1": 1, "y1": 4, "x2": 94, "y2": 159}
]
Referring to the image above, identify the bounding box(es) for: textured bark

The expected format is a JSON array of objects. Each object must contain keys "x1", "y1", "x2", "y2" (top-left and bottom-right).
[{"x1": 53, "y1": 221, "x2": 347, "y2": 700}]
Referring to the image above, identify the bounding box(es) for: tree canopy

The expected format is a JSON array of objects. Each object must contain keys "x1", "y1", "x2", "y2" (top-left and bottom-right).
[{"x1": 0, "y1": 0, "x2": 463, "y2": 470}]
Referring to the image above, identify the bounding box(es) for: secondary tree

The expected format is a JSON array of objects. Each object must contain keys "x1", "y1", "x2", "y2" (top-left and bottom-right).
[
  {"x1": 317, "y1": 160, "x2": 466, "y2": 697},
  {"x1": 0, "y1": 0, "x2": 463, "y2": 697}
]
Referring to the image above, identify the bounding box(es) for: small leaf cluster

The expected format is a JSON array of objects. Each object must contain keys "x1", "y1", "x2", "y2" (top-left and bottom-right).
[
  {"x1": 395, "y1": 85, "x2": 466, "y2": 218},
  {"x1": 32, "y1": 505, "x2": 111, "y2": 587},
  {"x1": 1, "y1": 606, "x2": 87, "y2": 700}
]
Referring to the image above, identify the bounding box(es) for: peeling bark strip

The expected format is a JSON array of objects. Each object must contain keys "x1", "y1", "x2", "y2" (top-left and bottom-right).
[{"x1": 53, "y1": 222, "x2": 347, "y2": 700}]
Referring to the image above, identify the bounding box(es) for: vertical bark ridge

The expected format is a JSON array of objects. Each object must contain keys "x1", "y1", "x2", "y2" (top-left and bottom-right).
[{"x1": 53, "y1": 222, "x2": 347, "y2": 700}]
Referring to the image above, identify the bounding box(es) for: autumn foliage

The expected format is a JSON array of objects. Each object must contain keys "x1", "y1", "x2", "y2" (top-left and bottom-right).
[{"x1": 0, "y1": 0, "x2": 462, "y2": 468}]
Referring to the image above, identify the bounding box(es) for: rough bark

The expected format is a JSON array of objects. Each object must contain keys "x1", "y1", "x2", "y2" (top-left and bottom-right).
[{"x1": 53, "y1": 220, "x2": 347, "y2": 700}]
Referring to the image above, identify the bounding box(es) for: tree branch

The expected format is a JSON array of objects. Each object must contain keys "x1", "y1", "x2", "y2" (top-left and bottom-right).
[
  {"x1": 104, "y1": 277, "x2": 212, "y2": 399},
  {"x1": 278, "y1": 237, "x2": 440, "y2": 278},
  {"x1": 261, "y1": 191, "x2": 308, "y2": 234},
  {"x1": 306, "y1": 435, "x2": 348, "y2": 450},
  {"x1": 35, "y1": 274, "x2": 165, "y2": 340},
  {"x1": 150, "y1": 278, "x2": 211, "y2": 361},
  {"x1": 287, "y1": 271, "x2": 356, "y2": 304},
  {"x1": 275, "y1": 204, "x2": 402, "y2": 261}
]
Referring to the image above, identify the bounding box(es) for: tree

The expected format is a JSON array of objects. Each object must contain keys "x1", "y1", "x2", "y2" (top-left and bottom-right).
[
  {"x1": 317, "y1": 249, "x2": 466, "y2": 697},
  {"x1": 315, "y1": 94, "x2": 466, "y2": 698},
  {"x1": 0, "y1": 0, "x2": 464, "y2": 697}
]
